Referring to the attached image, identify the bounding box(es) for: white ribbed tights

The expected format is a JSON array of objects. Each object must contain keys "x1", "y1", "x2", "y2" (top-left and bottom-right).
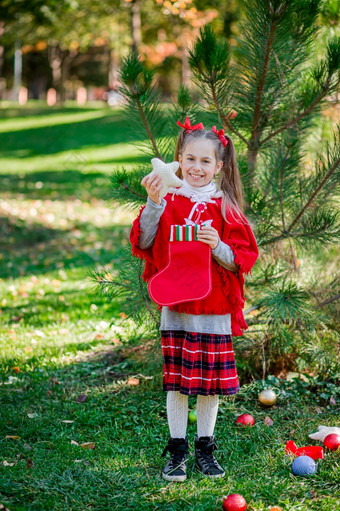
[{"x1": 166, "y1": 391, "x2": 219, "y2": 439}]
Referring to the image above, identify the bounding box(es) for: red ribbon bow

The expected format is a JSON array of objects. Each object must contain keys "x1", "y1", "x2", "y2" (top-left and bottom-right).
[
  {"x1": 177, "y1": 116, "x2": 204, "y2": 132},
  {"x1": 211, "y1": 126, "x2": 228, "y2": 147}
]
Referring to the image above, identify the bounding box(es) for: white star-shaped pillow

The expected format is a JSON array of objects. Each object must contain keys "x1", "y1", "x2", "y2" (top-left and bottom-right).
[
  {"x1": 309, "y1": 426, "x2": 340, "y2": 442},
  {"x1": 149, "y1": 158, "x2": 183, "y2": 197}
]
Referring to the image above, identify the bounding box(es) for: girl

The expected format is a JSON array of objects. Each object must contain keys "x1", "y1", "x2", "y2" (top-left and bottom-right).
[{"x1": 130, "y1": 117, "x2": 258, "y2": 482}]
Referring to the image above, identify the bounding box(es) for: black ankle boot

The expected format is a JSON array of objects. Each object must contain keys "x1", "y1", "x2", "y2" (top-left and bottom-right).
[
  {"x1": 195, "y1": 435, "x2": 225, "y2": 478},
  {"x1": 161, "y1": 437, "x2": 188, "y2": 482}
]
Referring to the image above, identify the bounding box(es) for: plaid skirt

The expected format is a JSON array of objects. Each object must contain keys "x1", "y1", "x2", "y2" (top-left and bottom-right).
[{"x1": 161, "y1": 330, "x2": 240, "y2": 396}]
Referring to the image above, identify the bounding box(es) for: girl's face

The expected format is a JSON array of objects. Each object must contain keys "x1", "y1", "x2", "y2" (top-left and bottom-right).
[{"x1": 179, "y1": 138, "x2": 223, "y2": 188}]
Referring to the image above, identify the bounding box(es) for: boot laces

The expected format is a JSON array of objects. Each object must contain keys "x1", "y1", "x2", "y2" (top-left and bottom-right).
[
  {"x1": 162, "y1": 440, "x2": 187, "y2": 469},
  {"x1": 198, "y1": 439, "x2": 220, "y2": 470}
]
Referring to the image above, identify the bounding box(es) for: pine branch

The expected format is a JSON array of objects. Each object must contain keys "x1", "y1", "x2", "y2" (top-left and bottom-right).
[
  {"x1": 279, "y1": 147, "x2": 290, "y2": 231},
  {"x1": 314, "y1": 295, "x2": 340, "y2": 309},
  {"x1": 251, "y1": 16, "x2": 279, "y2": 140},
  {"x1": 224, "y1": 117, "x2": 250, "y2": 147},
  {"x1": 110, "y1": 167, "x2": 148, "y2": 208},
  {"x1": 135, "y1": 99, "x2": 162, "y2": 160},
  {"x1": 260, "y1": 77, "x2": 333, "y2": 146},
  {"x1": 261, "y1": 36, "x2": 340, "y2": 146},
  {"x1": 286, "y1": 155, "x2": 340, "y2": 233}
]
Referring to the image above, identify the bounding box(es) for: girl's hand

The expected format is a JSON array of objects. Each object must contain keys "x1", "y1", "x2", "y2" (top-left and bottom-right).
[
  {"x1": 141, "y1": 173, "x2": 163, "y2": 205},
  {"x1": 197, "y1": 225, "x2": 220, "y2": 249}
]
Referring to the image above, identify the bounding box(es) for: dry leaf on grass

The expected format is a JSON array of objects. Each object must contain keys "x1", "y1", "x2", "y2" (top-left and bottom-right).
[
  {"x1": 76, "y1": 394, "x2": 87, "y2": 403},
  {"x1": 81, "y1": 442, "x2": 96, "y2": 450},
  {"x1": 71, "y1": 440, "x2": 79, "y2": 446},
  {"x1": 3, "y1": 461, "x2": 15, "y2": 466},
  {"x1": 127, "y1": 378, "x2": 140, "y2": 386},
  {"x1": 264, "y1": 416, "x2": 274, "y2": 426},
  {"x1": 5, "y1": 435, "x2": 21, "y2": 440},
  {"x1": 61, "y1": 420, "x2": 74, "y2": 424},
  {"x1": 26, "y1": 458, "x2": 34, "y2": 469}
]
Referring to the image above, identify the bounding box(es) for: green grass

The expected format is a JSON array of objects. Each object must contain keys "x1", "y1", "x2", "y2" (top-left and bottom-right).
[{"x1": 0, "y1": 103, "x2": 339, "y2": 511}]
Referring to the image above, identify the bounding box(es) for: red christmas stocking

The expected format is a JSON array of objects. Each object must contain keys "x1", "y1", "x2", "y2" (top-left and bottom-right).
[{"x1": 148, "y1": 224, "x2": 212, "y2": 306}]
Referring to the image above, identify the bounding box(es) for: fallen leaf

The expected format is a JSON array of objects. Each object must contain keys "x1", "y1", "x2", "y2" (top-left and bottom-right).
[
  {"x1": 5, "y1": 435, "x2": 21, "y2": 440},
  {"x1": 71, "y1": 440, "x2": 79, "y2": 446},
  {"x1": 264, "y1": 416, "x2": 274, "y2": 426},
  {"x1": 127, "y1": 377, "x2": 140, "y2": 386},
  {"x1": 0, "y1": 503, "x2": 11, "y2": 510},
  {"x1": 26, "y1": 458, "x2": 34, "y2": 469},
  {"x1": 12, "y1": 366, "x2": 20, "y2": 373},
  {"x1": 95, "y1": 333, "x2": 104, "y2": 340},
  {"x1": 119, "y1": 312, "x2": 128, "y2": 319},
  {"x1": 81, "y1": 442, "x2": 95, "y2": 450},
  {"x1": 76, "y1": 394, "x2": 87, "y2": 403},
  {"x1": 61, "y1": 420, "x2": 74, "y2": 424},
  {"x1": 3, "y1": 460, "x2": 15, "y2": 466}
]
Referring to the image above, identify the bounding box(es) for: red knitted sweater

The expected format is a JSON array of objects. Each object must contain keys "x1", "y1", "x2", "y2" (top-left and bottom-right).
[{"x1": 130, "y1": 194, "x2": 259, "y2": 336}]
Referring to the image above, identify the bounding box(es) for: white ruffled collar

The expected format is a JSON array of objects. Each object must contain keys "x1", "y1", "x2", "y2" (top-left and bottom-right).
[{"x1": 169, "y1": 178, "x2": 222, "y2": 203}]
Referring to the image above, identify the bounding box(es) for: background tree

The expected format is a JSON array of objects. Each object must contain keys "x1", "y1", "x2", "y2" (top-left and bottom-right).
[{"x1": 94, "y1": 0, "x2": 340, "y2": 381}]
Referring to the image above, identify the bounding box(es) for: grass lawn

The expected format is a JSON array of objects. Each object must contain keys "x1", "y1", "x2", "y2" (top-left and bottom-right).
[{"x1": 0, "y1": 103, "x2": 339, "y2": 511}]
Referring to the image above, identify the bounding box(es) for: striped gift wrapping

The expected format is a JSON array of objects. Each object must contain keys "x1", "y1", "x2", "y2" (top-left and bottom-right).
[{"x1": 169, "y1": 224, "x2": 200, "y2": 242}]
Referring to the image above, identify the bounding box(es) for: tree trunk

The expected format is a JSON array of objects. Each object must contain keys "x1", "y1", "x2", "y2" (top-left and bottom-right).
[
  {"x1": 60, "y1": 51, "x2": 77, "y2": 104},
  {"x1": 13, "y1": 40, "x2": 22, "y2": 101},
  {"x1": 247, "y1": 133, "x2": 261, "y2": 181},
  {"x1": 48, "y1": 44, "x2": 62, "y2": 102},
  {"x1": 0, "y1": 22, "x2": 4, "y2": 77},
  {"x1": 181, "y1": 46, "x2": 190, "y2": 86},
  {"x1": 108, "y1": 42, "x2": 120, "y2": 89},
  {"x1": 0, "y1": 21, "x2": 4, "y2": 99},
  {"x1": 131, "y1": 0, "x2": 141, "y2": 51}
]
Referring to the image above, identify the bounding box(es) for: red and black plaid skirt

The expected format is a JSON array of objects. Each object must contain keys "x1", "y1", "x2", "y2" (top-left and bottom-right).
[{"x1": 161, "y1": 330, "x2": 240, "y2": 396}]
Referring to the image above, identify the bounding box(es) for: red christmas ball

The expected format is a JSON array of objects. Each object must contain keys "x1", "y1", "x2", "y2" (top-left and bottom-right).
[
  {"x1": 323, "y1": 434, "x2": 340, "y2": 451},
  {"x1": 223, "y1": 494, "x2": 247, "y2": 511},
  {"x1": 236, "y1": 413, "x2": 255, "y2": 426}
]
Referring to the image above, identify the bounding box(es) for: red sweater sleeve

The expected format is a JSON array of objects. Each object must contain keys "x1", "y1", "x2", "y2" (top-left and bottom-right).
[
  {"x1": 129, "y1": 206, "x2": 158, "y2": 281},
  {"x1": 222, "y1": 211, "x2": 259, "y2": 275}
]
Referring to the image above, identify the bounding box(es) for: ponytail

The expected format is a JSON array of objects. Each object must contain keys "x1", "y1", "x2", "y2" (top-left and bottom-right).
[{"x1": 218, "y1": 135, "x2": 244, "y2": 220}]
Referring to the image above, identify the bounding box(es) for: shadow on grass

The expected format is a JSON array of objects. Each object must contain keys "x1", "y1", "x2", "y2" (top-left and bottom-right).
[
  {"x1": 1, "y1": 217, "x2": 130, "y2": 279},
  {"x1": 0, "y1": 105, "x2": 99, "y2": 119},
  {"x1": 0, "y1": 111, "x2": 148, "y2": 159},
  {"x1": 0, "y1": 167, "x2": 149, "y2": 202}
]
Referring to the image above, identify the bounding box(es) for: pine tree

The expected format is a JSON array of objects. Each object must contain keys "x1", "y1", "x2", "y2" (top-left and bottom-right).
[{"x1": 92, "y1": 0, "x2": 340, "y2": 379}]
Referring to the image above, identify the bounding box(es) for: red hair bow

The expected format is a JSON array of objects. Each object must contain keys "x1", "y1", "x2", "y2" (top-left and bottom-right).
[
  {"x1": 212, "y1": 126, "x2": 228, "y2": 147},
  {"x1": 177, "y1": 116, "x2": 204, "y2": 132}
]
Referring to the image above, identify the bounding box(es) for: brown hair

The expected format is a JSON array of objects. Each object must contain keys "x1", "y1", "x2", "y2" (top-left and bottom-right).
[{"x1": 174, "y1": 128, "x2": 244, "y2": 219}]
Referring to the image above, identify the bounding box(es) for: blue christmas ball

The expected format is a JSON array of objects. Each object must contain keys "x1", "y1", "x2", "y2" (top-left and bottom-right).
[{"x1": 292, "y1": 455, "x2": 317, "y2": 477}]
